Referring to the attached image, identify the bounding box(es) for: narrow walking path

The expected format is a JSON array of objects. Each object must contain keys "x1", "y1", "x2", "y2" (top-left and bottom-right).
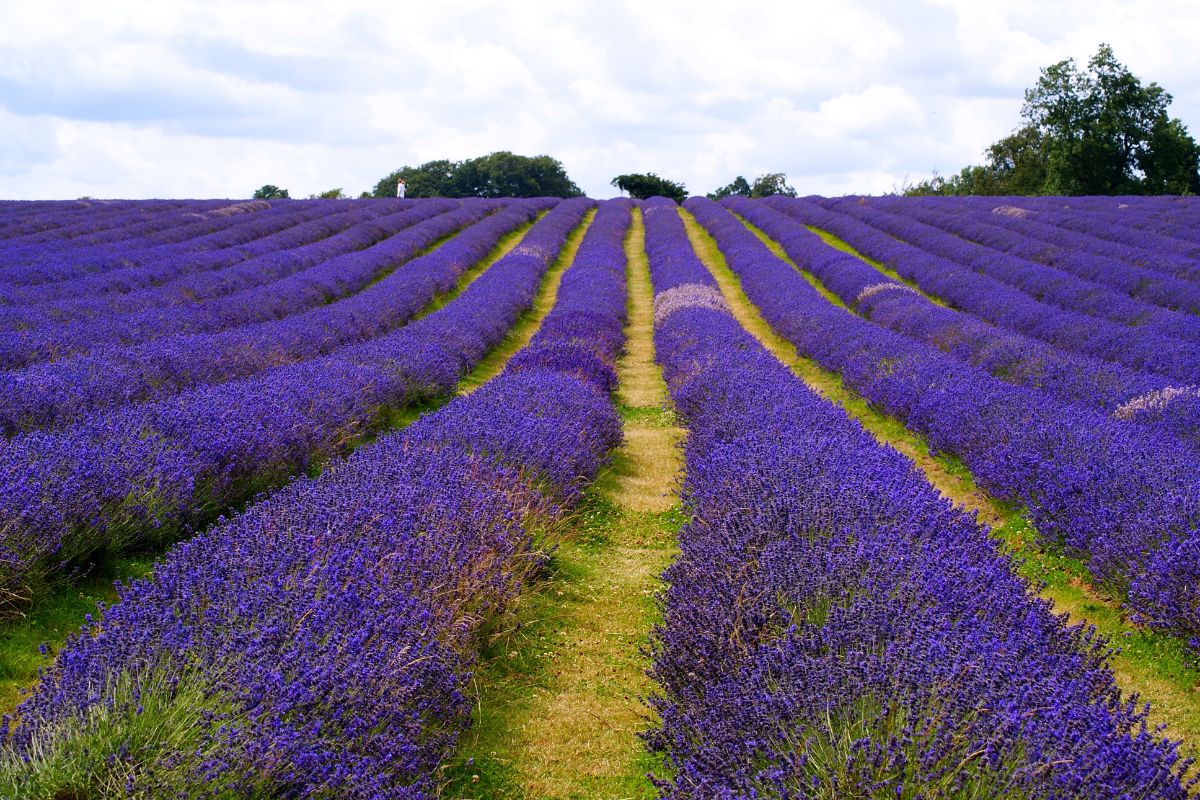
[
  {"x1": 445, "y1": 208, "x2": 684, "y2": 799},
  {"x1": 679, "y1": 207, "x2": 1200, "y2": 756}
]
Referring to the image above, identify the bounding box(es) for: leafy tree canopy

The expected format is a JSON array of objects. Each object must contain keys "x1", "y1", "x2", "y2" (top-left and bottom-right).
[
  {"x1": 709, "y1": 176, "x2": 751, "y2": 199},
  {"x1": 708, "y1": 173, "x2": 797, "y2": 200},
  {"x1": 371, "y1": 152, "x2": 582, "y2": 198},
  {"x1": 610, "y1": 173, "x2": 687, "y2": 203},
  {"x1": 252, "y1": 184, "x2": 290, "y2": 199},
  {"x1": 309, "y1": 188, "x2": 346, "y2": 199},
  {"x1": 908, "y1": 44, "x2": 1200, "y2": 196}
]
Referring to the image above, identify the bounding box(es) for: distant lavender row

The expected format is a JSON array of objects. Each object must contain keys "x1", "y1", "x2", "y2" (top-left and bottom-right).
[
  {"x1": 1006, "y1": 197, "x2": 1200, "y2": 263},
  {"x1": 0, "y1": 200, "x2": 228, "y2": 250},
  {"x1": 0, "y1": 198, "x2": 592, "y2": 616},
  {"x1": 727, "y1": 197, "x2": 1200, "y2": 446},
  {"x1": 0, "y1": 201, "x2": 271, "y2": 277},
  {"x1": 0, "y1": 201, "x2": 482, "y2": 369},
  {"x1": 0, "y1": 201, "x2": 375, "y2": 306},
  {"x1": 822, "y1": 197, "x2": 1200, "y2": 345},
  {"x1": 644, "y1": 196, "x2": 1189, "y2": 798},
  {"x1": 688, "y1": 197, "x2": 1200, "y2": 648},
  {"x1": 941, "y1": 196, "x2": 1200, "y2": 281},
  {"x1": 0, "y1": 201, "x2": 391, "y2": 291},
  {"x1": 773, "y1": 197, "x2": 1200, "y2": 385},
  {"x1": 1068, "y1": 202, "x2": 1200, "y2": 247},
  {"x1": 0, "y1": 200, "x2": 628, "y2": 797},
  {"x1": 0, "y1": 202, "x2": 449, "y2": 327},
  {"x1": 870, "y1": 196, "x2": 1200, "y2": 314},
  {"x1": 0, "y1": 201, "x2": 547, "y2": 434},
  {"x1": 0, "y1": 201, "x2": 162, "y2": 241}
]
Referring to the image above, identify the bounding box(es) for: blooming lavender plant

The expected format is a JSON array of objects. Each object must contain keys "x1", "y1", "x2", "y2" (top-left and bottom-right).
[
  {"x1": 0, "y1": 199, "x2": 592, "y2": 616},
  {"x1": 0, "y1": 199, "x2": 630, "y2": 798},
  {"x1": 643, "y1": 196, "x2": 1191, "y2": 798},
  {"x1": 868, "y1": 196, "x2": 1200, "y2": 314},
  {"x1": 691, "y1": 196, "x2": 1200, "y2": 649},
  {"x1": 0, "y1": 201, "x2": 488, "y2": 368},
  {"x1": 771, "y1": 197, "x2": 1200, "y2": 385},
  {"x1": 0, "y1": 201, "x2": 393, "y2": 308},
  {"x1": 823, "y1": 197, "x2": 1200, "y2": 345},
  {"x1": 726, "y1": 196, "x2": 1200, "y2": 446},
  {"x1": 0, "y1": 201, "x2": 551, "y2": 434}
]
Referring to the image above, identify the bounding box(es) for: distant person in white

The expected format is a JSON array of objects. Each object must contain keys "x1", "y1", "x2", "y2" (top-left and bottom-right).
[{"x1": 396, "y1": 179, "x2": 407, "y2": 198}]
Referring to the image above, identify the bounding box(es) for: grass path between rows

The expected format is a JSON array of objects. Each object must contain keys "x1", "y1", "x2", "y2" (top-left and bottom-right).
[
  {"x1": 445, "y1": 208, "x2": 684, "y2": 799},
  {"x1": 806, "y1": 220, "x2": 953, "y2": 308},
  {"x1": 0, "y1": 215, "x2": 543, "y2": 716},
  {"x1": 679, "y1": 207, "x2": 1200, "y2": 760}
]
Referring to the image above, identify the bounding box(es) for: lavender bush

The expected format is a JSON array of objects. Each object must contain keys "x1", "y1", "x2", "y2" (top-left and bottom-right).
[
  {"x1": 0, "y1": 199, "x2": 591, "y2": 616},
  {"x1": 644, "y1": 196, "x2": 1191, "y2": 798},
  {"x1": 689, "y1": 196, "x2": 1200, "y2": 648},
  {"x1": 0, "y1": 199, "x2": 630, "y2": 798}
]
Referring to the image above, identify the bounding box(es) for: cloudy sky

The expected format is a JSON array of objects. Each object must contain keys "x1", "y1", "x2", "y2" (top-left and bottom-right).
[{"x1": 3, "y1": 0, "x2": 1200, "y2": 199}]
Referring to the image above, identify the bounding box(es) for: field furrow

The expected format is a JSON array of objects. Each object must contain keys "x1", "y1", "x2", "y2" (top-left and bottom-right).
[{"x1": 447, "y1": 206, "x2": 682, "y2": 799}]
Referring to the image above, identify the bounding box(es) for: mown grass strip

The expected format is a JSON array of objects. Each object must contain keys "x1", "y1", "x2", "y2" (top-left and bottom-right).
[
  {"x1": 805, "y1": 220, "x2": 952, "y2": 308},
  {"x1": 680, "y1": 207, "x2": 1200, "y2": 757},
  {"x1": 0, "y1": 216, "x2": 547, "y2": 717},
  {"x1": 414, "y1": 213, "x2": 544, "y2": 320},
  {"x1": 457, "y1": 209, "x2": 596, "y2": 396},
  {"x1": 444, "y1": 208, "x2": 683, "y2": 799}
]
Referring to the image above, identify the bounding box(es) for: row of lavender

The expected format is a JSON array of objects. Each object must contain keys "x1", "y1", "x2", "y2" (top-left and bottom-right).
[
  {"x1": 0, "y1": 200, "x2": 491, "y2": 369},
  {"x1": 779, "y1": 198, "x2": 1200, "y2": 386},
  {"x1": 1, "y1": 201, "x2": 631, "y2": 797},
  {"x1": 822, "y1": 197, "x2": 1200, "y2": 331},
  {"x1": 0, "y1": 200, "x2": 231, "y2": 250},
  {"x1": 0, "y1": 201, "x2": 399, "y2": 308},
  {"x1": 0, "y1": 199, "x2": 328, "y2": 283},
  {"x1": 861, "y1": 195, "x2": 1200, "y2": 311},
  {"x1": 727, "y1": 197, "x2": 1199, "y2": 443},
  {"x1": 0, "y1": 202, "x2": 546, "y2": 434},
  {"x1": 0, "y1": 198, "x2": 586, "y2": 617},
  {"x1": 642, "y1": 197, "x2": 1189, "y2": 797},
  {"x1": 692, "y1": 196, "x2": 1200, "y2": 648},
  {"x1": 935, "y1": 195, "x2": 1200, "y2": 268}
]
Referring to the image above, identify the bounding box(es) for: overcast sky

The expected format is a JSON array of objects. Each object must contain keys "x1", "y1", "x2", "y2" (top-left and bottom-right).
[{"x1": 3, "y1": 0, "x2": 1200, "y2": 200}]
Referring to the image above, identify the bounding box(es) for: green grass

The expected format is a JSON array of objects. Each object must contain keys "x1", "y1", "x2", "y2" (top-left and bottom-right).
[
  {"x1": 616, "y1": 403, "x2": 677, "y2": 427},
  {"x1": 1, "y1": 556, "x2": 155, "y2": 714},
  {"x1": 441, "y1": 493, "x2": 679, "y2": 800},
  {"x1": 0, "y1": 663, "x2": 240, "y2": 798}
]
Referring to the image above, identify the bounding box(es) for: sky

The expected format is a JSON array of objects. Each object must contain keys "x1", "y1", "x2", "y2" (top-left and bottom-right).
[{"x1": 3, "y1": 0, "x2": 1200, "y2": 200}]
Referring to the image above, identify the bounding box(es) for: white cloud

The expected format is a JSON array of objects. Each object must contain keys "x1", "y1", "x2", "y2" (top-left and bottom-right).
[{"x1": 1, "y1": 0, "x2": 1199, "y2": 199}]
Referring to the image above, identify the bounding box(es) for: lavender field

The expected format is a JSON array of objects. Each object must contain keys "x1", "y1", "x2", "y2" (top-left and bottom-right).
[{"x1": 1, "y1": 194, "x2": 1199, "y2": 798}]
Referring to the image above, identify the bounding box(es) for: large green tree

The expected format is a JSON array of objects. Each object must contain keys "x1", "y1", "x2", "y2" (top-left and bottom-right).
[
  {"x1": 251, "y1": 184, "x2": 290, "y2": 199},
  {"x1": 371, "y1": 153, "x2": 581, "y2": 198},
  {"x1": 708, "y1": 173, "x2": 797, "y2": 199},
  {"x1": 610, "y1": 172, "x2": 687, "y2": 203},
  {"x1": 908, "y1": 44, "x2": 1200, "y2": 196}
]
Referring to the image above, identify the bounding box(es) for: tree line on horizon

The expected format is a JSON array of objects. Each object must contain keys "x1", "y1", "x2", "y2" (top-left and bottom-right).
[
  {"x1": 253, "y1": 44, "x2": 1200, "y2": 202},
  {"x1": 907, "y1": 44, "x2": 1200, "y2": 196},
  {"x1": 254, "y1": 157, "x2": 797, "y2": 204}
]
